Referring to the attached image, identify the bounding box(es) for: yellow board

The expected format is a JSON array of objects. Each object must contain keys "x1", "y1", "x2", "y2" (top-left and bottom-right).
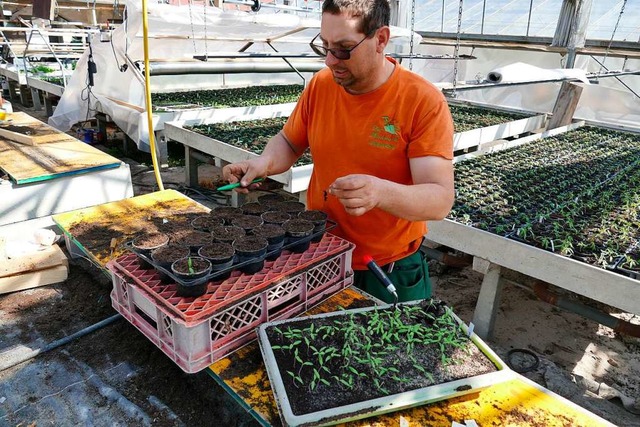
[
  {"x1": 0, "y1": 115, "x2": 121, "y2": 184},
  {"x1": 209, "y1": 288, "x2": 613, "y2": 427},
  {"x1": 53, "y1": 190, "x2": 210, "y2": 267}
]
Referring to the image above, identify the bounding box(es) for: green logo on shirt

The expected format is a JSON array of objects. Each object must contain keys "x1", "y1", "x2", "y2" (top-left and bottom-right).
[
  {"x1": 382, "y1": 116, "x2": 396, "y2": 134},
  {"x1": 369, "y1": 116, "x2": 400, "y2": 150}
]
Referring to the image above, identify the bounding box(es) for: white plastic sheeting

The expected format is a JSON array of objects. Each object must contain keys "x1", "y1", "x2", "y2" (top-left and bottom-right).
[
  {"x1": 412, "y1": 44, "x2": 640, "y2": 131},
  {"x1": 49, "y1": 0, "x2": 417, "y2": 152},
  {"x1": 486, "y1": 62, "x2": 591, "y2": 85}
]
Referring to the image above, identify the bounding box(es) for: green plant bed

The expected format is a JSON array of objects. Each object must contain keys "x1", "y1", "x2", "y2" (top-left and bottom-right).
[
  {"x1": 450, "y1": 125, "x2": 640, "y2": 272},
  {"x1": 259, "y1": 299, "x2": 508, "y2": 426},
  {"x1": 184, "y1": 104, "x2": 530, "y2": 168},
  {"x1": 450, "y1": 104, "x2": 529, "y2": 132},
  {"x1": 151, "y1": 84, "x2": 303, "y2": 110}
]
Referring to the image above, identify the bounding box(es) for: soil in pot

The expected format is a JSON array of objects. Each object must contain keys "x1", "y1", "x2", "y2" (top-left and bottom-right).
[
  {"x1": 131, "y1": 232, "x2": 169, "y2": 269},
  {"x1": 210, "y1": 206, "x2": 243, "y2": 224},
  {"x1": 233, "y1": 236, "x2": 268, "y2": 274},
  {"x1": 191, "y1": 215, "x2": 224, "y2": 232},
  {"x1": 198, "y1": 242, "x2": 235, "y2": 280},
  {"x1": 150, "y1": 244, "x2": 191, "y2": 283},
  {"x1": 171, "y1": 256, "x2": 212, "y2": 297},
  {"x1": 282, "y1": 219, "x2": 314, "y2": 253},
  {"x1": 210, "y1": 225, "x2": 246, "y2": 244},
  {"x1": 257, "y1": 193, "x2": 285, "y2": 206},
  {"x1": 298, "y1": 210, "x2": 328, "y2": 243},
  {"x1": 261, "y1": 210, "x2": 291, "y2": 226},
  {"x1": 263, "y1": 299, "x2": 498, "y2": 418},
  {"x1": 273, "y1": 200, "x2": 306, "y2": 214},
  {"x1": 170, "y1": 230, "x2": 213, "y2": 254},
  {"x1": 241, "y1": 202, "x2": 272, "y2": 216},
  {"x1": 231, "y1": 214, "x2": 264, "y2": 233},
  {"x1": 252, "y1": 224, "x2": 286, "y2": 261}
]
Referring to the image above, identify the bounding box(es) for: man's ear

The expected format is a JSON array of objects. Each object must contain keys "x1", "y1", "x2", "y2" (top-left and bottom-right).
[{"x1": 375, "y1": 26, "x2": 391, "y2": 53}]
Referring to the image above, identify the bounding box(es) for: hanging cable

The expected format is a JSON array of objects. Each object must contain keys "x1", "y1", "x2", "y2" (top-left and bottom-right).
[
  {"x1": 188, "y1": 0, "x2": 197, "y2": 55},
  {"x1": 451, "y1": 0, "x2": 464, "y2": 98},
  {"x1": 203, "y1": 0, "x2": 208, "y2": 61},
  {"x1": 408, "y1": 0, "x2": 416, "y2": 71},
  {"x1": 142, "y1": 0, "x2": 164, "y2": 191},
  {"x1": 598, "y1": 0, "x2": 627, "y2": 80}
]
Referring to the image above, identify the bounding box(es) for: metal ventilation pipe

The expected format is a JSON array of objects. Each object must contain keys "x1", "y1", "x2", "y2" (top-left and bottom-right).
[{"x1": 147, "y1": 61, "x2": 326, "y2": 76}]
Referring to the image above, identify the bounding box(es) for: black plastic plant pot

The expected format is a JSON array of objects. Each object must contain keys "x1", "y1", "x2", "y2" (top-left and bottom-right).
[
  {"x1": 231, "y1": 214, "x2": 264, "y2": 234},
  {"x1": 210, "y1": 206, "x2": 243, "y2": 225},
  {"x1": 283, "y1": 219, "x2": 315, "y2": 253},
  {"x1": 191, "y1": 215, "x2": 224, "y2": 232},
  {"x1": 241, "y1": 202, "x2": 272, "y2": 216},
  {"x1": 210, "y1": 225, "x2": 246, "y2": 244},
  {"x1": 261, "y1": 210, "x2": 291, "y2": 226},
  {"x1": 233, "y1": 236, "x2": 269, "y2": 274},
  {"x1": 257, "y1": 193, "x2": 285, "y2": 206},
  {"x1": 171, "y1": 256, "x2": 212, "y2": 297},
  {"x1": 273, "y1": 200, "x2": 307, "y2": 215},
  {"x1": 171, "y1": 230, "x2": 213, "y2": 254},
  {"x1": 252, "y1": 224, "x2": 286, "y2": 261},
  {"x1": 198, "y1": 242, "x2": 235, "y2": 280},
  {"x1": 132, "y1": 232, "x2": 169, "y2": 268},
  {"x1": 150, "y1": 244, "x2": 191, "y2": 283},
  {"x1": 298, "y1": 210, "x2": 328, "y2": 243}
]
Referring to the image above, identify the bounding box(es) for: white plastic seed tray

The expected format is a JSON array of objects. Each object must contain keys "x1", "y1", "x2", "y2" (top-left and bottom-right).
[{"x1": 257, "y1": 301, "x2": 514, "y2": 427}]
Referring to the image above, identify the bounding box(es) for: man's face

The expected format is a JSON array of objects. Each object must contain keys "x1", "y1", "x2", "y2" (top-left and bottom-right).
[{"x1": 319, "y1": 13, "x2": 379, "y2": 93}]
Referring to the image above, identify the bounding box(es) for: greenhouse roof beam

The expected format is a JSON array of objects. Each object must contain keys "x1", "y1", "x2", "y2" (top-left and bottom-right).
[{"x1": 420, "y1": 32, "x2": 640, "y2": 58}]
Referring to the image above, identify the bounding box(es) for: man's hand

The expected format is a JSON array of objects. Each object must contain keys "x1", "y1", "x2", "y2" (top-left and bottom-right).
[
  {"x1": 221, "y1": 157, "x2": 269, "y2": 193},
  {"x1": 329, "y1": 174, "x2": 382, "y2": 216}
]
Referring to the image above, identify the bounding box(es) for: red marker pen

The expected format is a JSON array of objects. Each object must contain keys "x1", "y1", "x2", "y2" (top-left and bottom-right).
[{"x1": 363, "y1": 255, "x2": 399, "y2": 302}]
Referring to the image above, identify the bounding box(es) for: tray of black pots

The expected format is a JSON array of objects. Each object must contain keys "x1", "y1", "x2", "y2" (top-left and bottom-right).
[{"x1": 123, "y1": 219, "x2": 337, "y2": 297}]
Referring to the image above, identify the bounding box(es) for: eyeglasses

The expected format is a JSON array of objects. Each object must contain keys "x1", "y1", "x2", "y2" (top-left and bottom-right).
[{"x1": 309, "y1": 32, "x2": 371, "y2": 60}]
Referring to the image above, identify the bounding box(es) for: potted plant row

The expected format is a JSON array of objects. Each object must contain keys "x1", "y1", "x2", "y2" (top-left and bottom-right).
[
  {"x1": 449, "y1": 126, "x2": 640, "y2": 275},
  {"x1": 127, "y1": 199, "x2": 331, "y2": 298},
  {"x1": 151, "y1": 84, "x2": 304, "y2": 111}
]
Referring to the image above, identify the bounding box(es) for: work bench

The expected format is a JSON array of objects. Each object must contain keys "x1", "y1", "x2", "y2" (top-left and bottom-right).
[{"x1": 54, "y1": 190, "x2": 614, "y2": 427}]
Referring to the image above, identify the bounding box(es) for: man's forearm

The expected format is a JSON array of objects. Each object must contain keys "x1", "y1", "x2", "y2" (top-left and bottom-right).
[{"x1": 260, "y1": 131, "x2": 302, "y2": 175}]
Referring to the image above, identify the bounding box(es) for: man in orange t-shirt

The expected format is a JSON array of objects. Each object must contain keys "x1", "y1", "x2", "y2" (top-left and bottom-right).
[{"x1": 222, "y1": 0, "x2": 454, "y2": 303}]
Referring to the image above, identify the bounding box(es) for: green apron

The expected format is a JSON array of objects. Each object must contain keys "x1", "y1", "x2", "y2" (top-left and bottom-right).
[{"x1": 353, "y1": 249, "x2": 431, "y2": 303}]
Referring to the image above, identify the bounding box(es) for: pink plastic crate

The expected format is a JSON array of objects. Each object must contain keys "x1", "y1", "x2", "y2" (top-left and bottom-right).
[{"x1": 107, "y1": 233, "x2": 354, "y2": 373}]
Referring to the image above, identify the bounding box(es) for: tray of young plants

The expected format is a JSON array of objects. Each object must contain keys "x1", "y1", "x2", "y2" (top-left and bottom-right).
[
  {"x1": 124, "y1": 220, "x2": 337, "y2": 298},
  {"x1": 183, "y1": 104, "x2": 530, "y2": 167},
  {"x1": 612, "y1": 241, "x2": 640, "y2": 279},
  {"x1": 257, "y1": 299, "x2": 512, "y2": 427},
  {"x1": 448, "y1": 125, "x2": 640, "y2": 274},
  {"x1": 151, "y1": 84, "x2": 303, "y2": 111}
]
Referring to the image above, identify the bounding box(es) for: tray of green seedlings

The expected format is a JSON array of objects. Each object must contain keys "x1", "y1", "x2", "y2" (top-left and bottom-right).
[
  {"x1": 151, "y1": 84, "x2": 304, "y2": 111},
  {"x1": 449, "y1": 125, "x2": 640, "y2": 273},
  {"x1": 258, "y1": 299, "x2": 512, "y2": 427},
  {"x1": 450, "y1": 103, "x2": 547, "y2": 153},
  {"x1": 182, "y1": 103, "x2": 544, "y2": 167}
]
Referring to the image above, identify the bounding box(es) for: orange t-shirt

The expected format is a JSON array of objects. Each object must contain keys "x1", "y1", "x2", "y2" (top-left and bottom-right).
[{"x1": 283, "y1": 57, "x2": 453, "y2": 270}]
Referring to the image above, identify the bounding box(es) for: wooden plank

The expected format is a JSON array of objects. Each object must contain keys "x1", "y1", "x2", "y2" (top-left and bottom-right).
[
  {"x1": 0, "y1": 244, "x2": 68, "y2": 278},
  {"x1": 426, "y1": 219, "x2": 640, "y2": 316},
  {"x1": 548, "y1": 82, "x2": 583, "y2": 129},
  {"x1": 0, "y1": 130, "x2": 121, "y2": 184},
  {"x1": 0, "y1": 264, "x2": 68, "y2": 295},
  {"x1": 0, "y1": 111, "x2": 70, "y2": 146}
]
